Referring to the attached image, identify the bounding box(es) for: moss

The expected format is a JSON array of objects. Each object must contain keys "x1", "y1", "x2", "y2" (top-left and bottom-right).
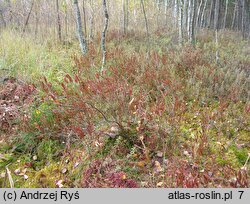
[
  {"x1": 23, "y1": 163, "x2": 61, "y2": 188},
  {"x1": 229, "y1": 145, "x2": 249, "y2": 166},
  {"x1": 216, "y1": 155, "x2": 228, "y2": 166}
]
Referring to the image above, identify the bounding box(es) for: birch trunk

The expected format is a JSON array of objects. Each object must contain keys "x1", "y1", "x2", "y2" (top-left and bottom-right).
[
  {"x1": 200, "y1": 0, "x2": 208, "y2": 27},
  {"x1": 73, "y1": 0, "x2": 87, "y2": 55},
  {"x1": 190, "y1": 0, "x2": 196, "y2": 45},
  {"x1": 101, "y1": 0, "x2": 109, "y2": 70},
  {"x1": 196, "y1": 0, "x2": 203, "y2": 28}
]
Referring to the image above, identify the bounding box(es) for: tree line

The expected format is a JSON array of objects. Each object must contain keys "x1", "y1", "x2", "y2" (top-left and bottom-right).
[{"x1": 0, "y1": 0, "x2": 249, "y2": 60}]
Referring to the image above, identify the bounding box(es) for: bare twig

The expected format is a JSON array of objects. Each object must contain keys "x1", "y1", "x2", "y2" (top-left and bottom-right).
[{"x1": 56, "y1": 102, "x2": 123, "y2": 129}]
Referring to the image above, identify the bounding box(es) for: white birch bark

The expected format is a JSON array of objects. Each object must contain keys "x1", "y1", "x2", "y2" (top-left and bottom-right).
[
  {"x1": 196, "y1": 0, "x2": 203, "y2": 28},
  {"x1": 190, "y1": 0, "x2": 195, "y2": 44},
  {"x1": 73, "y1": 0, "x2": 87, "y2": 55},
  {"x1": 200, "y1": 0, "x2": 208, "y2": 27},
  {"x1": 101, "y1": 0, "x2": 109, "y2": 70}
]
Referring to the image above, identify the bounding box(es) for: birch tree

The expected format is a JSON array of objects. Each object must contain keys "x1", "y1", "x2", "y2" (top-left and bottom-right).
[
  {"x1": 73, "y1": 0, "x2": 87, "y2": 55},
  {"x1": 200, "y1": 0, "x2": 208, "y2": 27},
  {"x1": 196, "y1": 0, "x2": 203, "y2": 28},
  {"x1": 187, "y1": 0, "x2": 196, "y2": 44},
  {"x1": 190, "y1": 0, "x2": 196, "y2": 45},
  {"x1": 101, "y1": 0, "x2": 109, "y2": 70},
  {"x1": 1, "y1": 0, "x2": 250, "y2": 44}
]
